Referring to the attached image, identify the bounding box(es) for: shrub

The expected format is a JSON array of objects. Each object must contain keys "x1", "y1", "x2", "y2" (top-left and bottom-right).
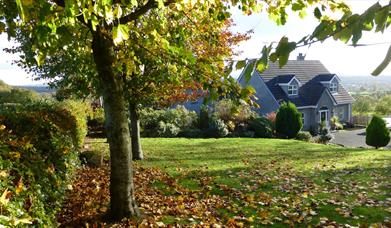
[
  {"x1": 58, "y1": 100, "x2": 91, "y2": 149},
  {"x1": 140, "y1": 106, "x2": 198, "y2": 137},
  {"x1": 1, "y1": 100, "x2": 89, "y2": 149},
  {"x1": 316, "y1": 122, "x2": 334, "y2": 144},
  {"x1": 366, "y1": 115, "x2": 390, "y2": 149},
  {"x1": 157, "y1": 121, "x2": 181, "y2": 137},
  {"x1": 205, "y1": 114, "x2": 229, "y2": 138},
  {"x1": 89, "y1": 107, "x2": 105, "y2": 127},
  {"x1": 275, "y1": 102, "x2": 302, "y2": 138},
  {"x1": 214, "y1": 99, "x2": 256, "y2": 125},
  {"x1": 330, "y1": 116, "x2": 343, "y2": 130},
  {"x1": 248, "y1": 117, "x2": 273, "y2": 138},
  {"x1": 265, "y1": 112, "x2": 276, "y2": 125},
  {"x1": 178, "y1": 128, "x2": 204, "y2": 138},
  {"x1": 231, "y1": 123, "x2": 255, "y2": 138},
  {"x1": 0, "y1": 102, "x2": 81, "y2": 226},
  {"x1": 296, "y1": 131, "x2": 312, "y2": 142},
  {"x1": 198, "y1": 105, "x2": 209, "y2": 129}
]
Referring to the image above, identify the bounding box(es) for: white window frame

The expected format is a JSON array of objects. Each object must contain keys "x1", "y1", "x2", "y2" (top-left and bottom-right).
[
  {"x1": 330, "y1": 82, "x2": 338, "y2": 93},
  {"x1": 319, "y1": 110, "x2": 328, "y2": 123},
  {"x1": 288, "y1": 85, "x2": 298, "y2": 96}
]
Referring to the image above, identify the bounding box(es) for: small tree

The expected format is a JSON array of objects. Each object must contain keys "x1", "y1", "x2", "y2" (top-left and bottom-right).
[
  {"x1": 366, "y1": 115, "x2": 390, "y2": 149},
  {"x1": 275, "y1": 102, "x2": 302, "y2": 138}
]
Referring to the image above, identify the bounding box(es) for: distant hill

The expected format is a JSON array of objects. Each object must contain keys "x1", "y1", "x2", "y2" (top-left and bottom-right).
[
  {"x1": 340, "y1": 75, "x2": 391, "y2": 92},
  {"x1": 340, "y1": 75, "x2": 391, "y2": 84},
  {"x1": 16, "y1": 85, "x2": 56, "y2": 94}
]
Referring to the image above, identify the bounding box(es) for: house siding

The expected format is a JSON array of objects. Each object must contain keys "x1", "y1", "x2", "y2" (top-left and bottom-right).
[
  {"x1": 179, "y1": 98, "x2": 204, "y2": 113},
  {"x1": 239, "y1": 71, "x2": 280, "y2": 115},
  {"x1": 297, "y1": 108, "x2": 314, "y2": 131},
  {"x1": 333, "y1": 104, "x2": 350, "y2": 123},
  {"x1": 316, "y1": 91, "x2": 336, "y2": 125}
]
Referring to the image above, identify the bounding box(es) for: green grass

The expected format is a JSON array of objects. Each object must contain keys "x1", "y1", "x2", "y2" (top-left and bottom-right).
[{"x1": 89, "y1": 138, "x2": 391, "y2": 226}]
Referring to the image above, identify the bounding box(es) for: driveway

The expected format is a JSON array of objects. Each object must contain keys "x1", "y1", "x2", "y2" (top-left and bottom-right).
[{"x1": 331, "y1": 128, "x2": 391, "y2": 149}]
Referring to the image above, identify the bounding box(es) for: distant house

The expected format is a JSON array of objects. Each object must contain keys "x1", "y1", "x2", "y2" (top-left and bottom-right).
[{"x1": 238, "y1": 56, "x2": 354, "y2": 131}]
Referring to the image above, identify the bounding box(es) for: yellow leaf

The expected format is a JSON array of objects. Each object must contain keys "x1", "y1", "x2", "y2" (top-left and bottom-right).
[
  {"x1": 16, "y1": 177, "x2": 23, "y2": 194},
  {"x1": 11, "y1": 217, "x2": 33, "y2": 226},
  {"x1": 0, "y1": 189, "x2": 10, "y2": 205},
  {"x1": 9, "y1": 152, "x2": 21, "y2": 159},
  {"x1": 0, "y1": 170, "x2": 8, "y2": 178},
  {"x1": 0, "y1": 125, "x2": 5, "y2": 130},
  {"x1": 302, "y1": 191, "x2": 308, "y2": 198}
]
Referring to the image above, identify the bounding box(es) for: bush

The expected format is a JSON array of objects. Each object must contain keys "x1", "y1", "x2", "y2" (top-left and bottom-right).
[
  {"x1": 140, "y1": 106, "x2": 198, "y2": 137},
  {"x1": 157, "y1": 121, "x2": 181, "y2": 137},
  {"x1": 88, "y1": 107, "x2": 105, "y2": 127},
  {"x1": 0, "y1": 102, "x2": 81, "y2": 226},
  {"x1": 275, "y1": 102, "x2": 302, "y2": 138},
  {"x1": 296, "y1": 131, "x2": 312, "y2": 142},
  {"x1": 198, "y1": 105, "x2": 209, "y2": 129},
  {"x1": 205, "y1": 114, "x2": 229, "y2": 138},
  {"x1": 248, "y1": 117, "x2": 273, "y2": 138},
  {"x1": 265, "y1": 112, "x2": 276, "y2": 125},
  {"x1": 230, "y1": 123, "x2": 254, "y2": 138},
  {"x1": 330, "y1": 116, "x2": 343, "y2": 130},
  {"x1": 178, "y1": 128, "x2": 204, "y2": 138},
  {"x1": 58, "y1": 100, "x2": 91, "y2": 149},
  {"x1": 214, "y1": 99, "x2": 256, "y2": 125},
  {"x1": 366, "y1": 115, "x2": 390, "y2": 149},
  {"x1": 316, "y1": 122, "x2": 334, "y2": 144}
]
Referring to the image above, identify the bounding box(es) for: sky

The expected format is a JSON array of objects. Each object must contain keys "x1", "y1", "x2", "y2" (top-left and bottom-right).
[{"x1": 0, "y1": 0, "x2": 390, "y2": 85}]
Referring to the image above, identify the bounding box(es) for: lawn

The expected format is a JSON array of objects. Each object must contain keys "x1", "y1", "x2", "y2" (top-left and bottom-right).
[{"x1": 60, "y1": 138, "x2": 391, "y2": 227}]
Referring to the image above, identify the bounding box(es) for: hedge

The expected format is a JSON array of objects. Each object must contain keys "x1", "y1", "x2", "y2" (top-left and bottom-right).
[{"x1": 0, "y1": 100, "x2": 88, "y2": 226}]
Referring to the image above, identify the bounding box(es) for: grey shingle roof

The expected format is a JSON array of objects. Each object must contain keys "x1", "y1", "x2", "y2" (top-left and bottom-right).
[
  {"x1": 255, "y1": 60, "x2": 354, "y2": 106},
  {"x1": 275, "y1": 75, "x2": 295, "y2": 84},
  {"x1": 260, "y1": 60, "x2": 330, "y2": 83}
]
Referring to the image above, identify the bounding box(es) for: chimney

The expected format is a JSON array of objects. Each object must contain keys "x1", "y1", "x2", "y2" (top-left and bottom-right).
[{"x1": 297, "y1": 53, "x2": 305, "y2": 60}]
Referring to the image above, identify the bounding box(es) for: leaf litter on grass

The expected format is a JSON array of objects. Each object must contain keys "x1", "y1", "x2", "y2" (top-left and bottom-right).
[{"x1": 57, "y1": 159, "x2": 391, "y2": 227}]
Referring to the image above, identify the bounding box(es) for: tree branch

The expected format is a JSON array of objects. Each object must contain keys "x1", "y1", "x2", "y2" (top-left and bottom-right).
[{"x1": 117, "y1": 0, "x2": 176, "y2": 25}]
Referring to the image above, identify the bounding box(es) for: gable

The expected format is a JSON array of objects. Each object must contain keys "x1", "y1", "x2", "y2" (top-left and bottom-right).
[
  {"x1": 317, "y1": 89, "x2": 337, "y2": 108},
  {"x1": 237, "y1": 60, "x2": 354, "y2": 108},
  {"x1": 239, "y1": 71, "x2": 280, "y2": 115}
]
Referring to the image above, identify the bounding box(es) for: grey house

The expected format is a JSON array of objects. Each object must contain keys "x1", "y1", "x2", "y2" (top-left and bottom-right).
[{"x1": 238, "y1": 58, "x2": 354, "y2": 131}]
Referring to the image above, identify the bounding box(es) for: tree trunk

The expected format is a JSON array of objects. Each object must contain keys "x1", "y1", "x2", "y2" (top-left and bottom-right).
[
  {"x1": 91, "y1": 29, "x2": 140, "y2": 220},
  {"x1": 129, "y1": 103, "x2": 143, "y2": 160}
]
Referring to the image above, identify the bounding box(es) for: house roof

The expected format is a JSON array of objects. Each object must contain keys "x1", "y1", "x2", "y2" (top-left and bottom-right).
[
  {"x1": 275, "y1": 75, "x2": 296, "y2": 84},
  {"x1": 254, "y1": 60, "x2": 354, "y2": 106},
  {"x1": 260, "y1": 60, "x2": 330, "y2": 83}
]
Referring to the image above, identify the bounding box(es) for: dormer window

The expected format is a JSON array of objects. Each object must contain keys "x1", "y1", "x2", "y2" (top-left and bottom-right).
[
  {"x1": 330, "y1": 82, "x2": 338, "y2": 93},
  {"x1": 288, "y1": 85, "x2": 298, "y2": 96}
]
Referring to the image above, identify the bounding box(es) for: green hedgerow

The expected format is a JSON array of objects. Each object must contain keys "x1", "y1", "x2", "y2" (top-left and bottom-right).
[{"x1": 0, "y1": 101, "x2": 83, "y2": 226}]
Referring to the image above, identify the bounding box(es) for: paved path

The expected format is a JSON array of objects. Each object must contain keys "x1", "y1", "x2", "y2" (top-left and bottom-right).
[{"x1": 331, "y1": 128, "x2": 391, "y2": 149}]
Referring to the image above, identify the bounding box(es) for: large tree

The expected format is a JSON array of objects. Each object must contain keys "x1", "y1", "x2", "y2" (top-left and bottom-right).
[
  {"x1": 7, "y1": 5, "x2": 250, "y2": 160},
  {"x1": 1, "y1": 0, "x2": 390, "y2": 221}
]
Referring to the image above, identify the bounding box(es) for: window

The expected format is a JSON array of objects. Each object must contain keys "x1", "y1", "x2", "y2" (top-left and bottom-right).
[
  {"x1": 288, "y1": 85, "x2": 298, "y2": 96},
  {"x1": 301, "y1": 112, "x2": 305, "y2": 125},
  {"x1": 330, "y1": 83, "x2": 338, "y2": 93},
  {"x1": 319, "y1": 110, "x2": 328, "y2": 123}
]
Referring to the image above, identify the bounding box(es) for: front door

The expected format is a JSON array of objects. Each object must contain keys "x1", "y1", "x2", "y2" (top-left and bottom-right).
[{"x1": 319, "y1": 109, "x2": 329, "y2": 127}]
